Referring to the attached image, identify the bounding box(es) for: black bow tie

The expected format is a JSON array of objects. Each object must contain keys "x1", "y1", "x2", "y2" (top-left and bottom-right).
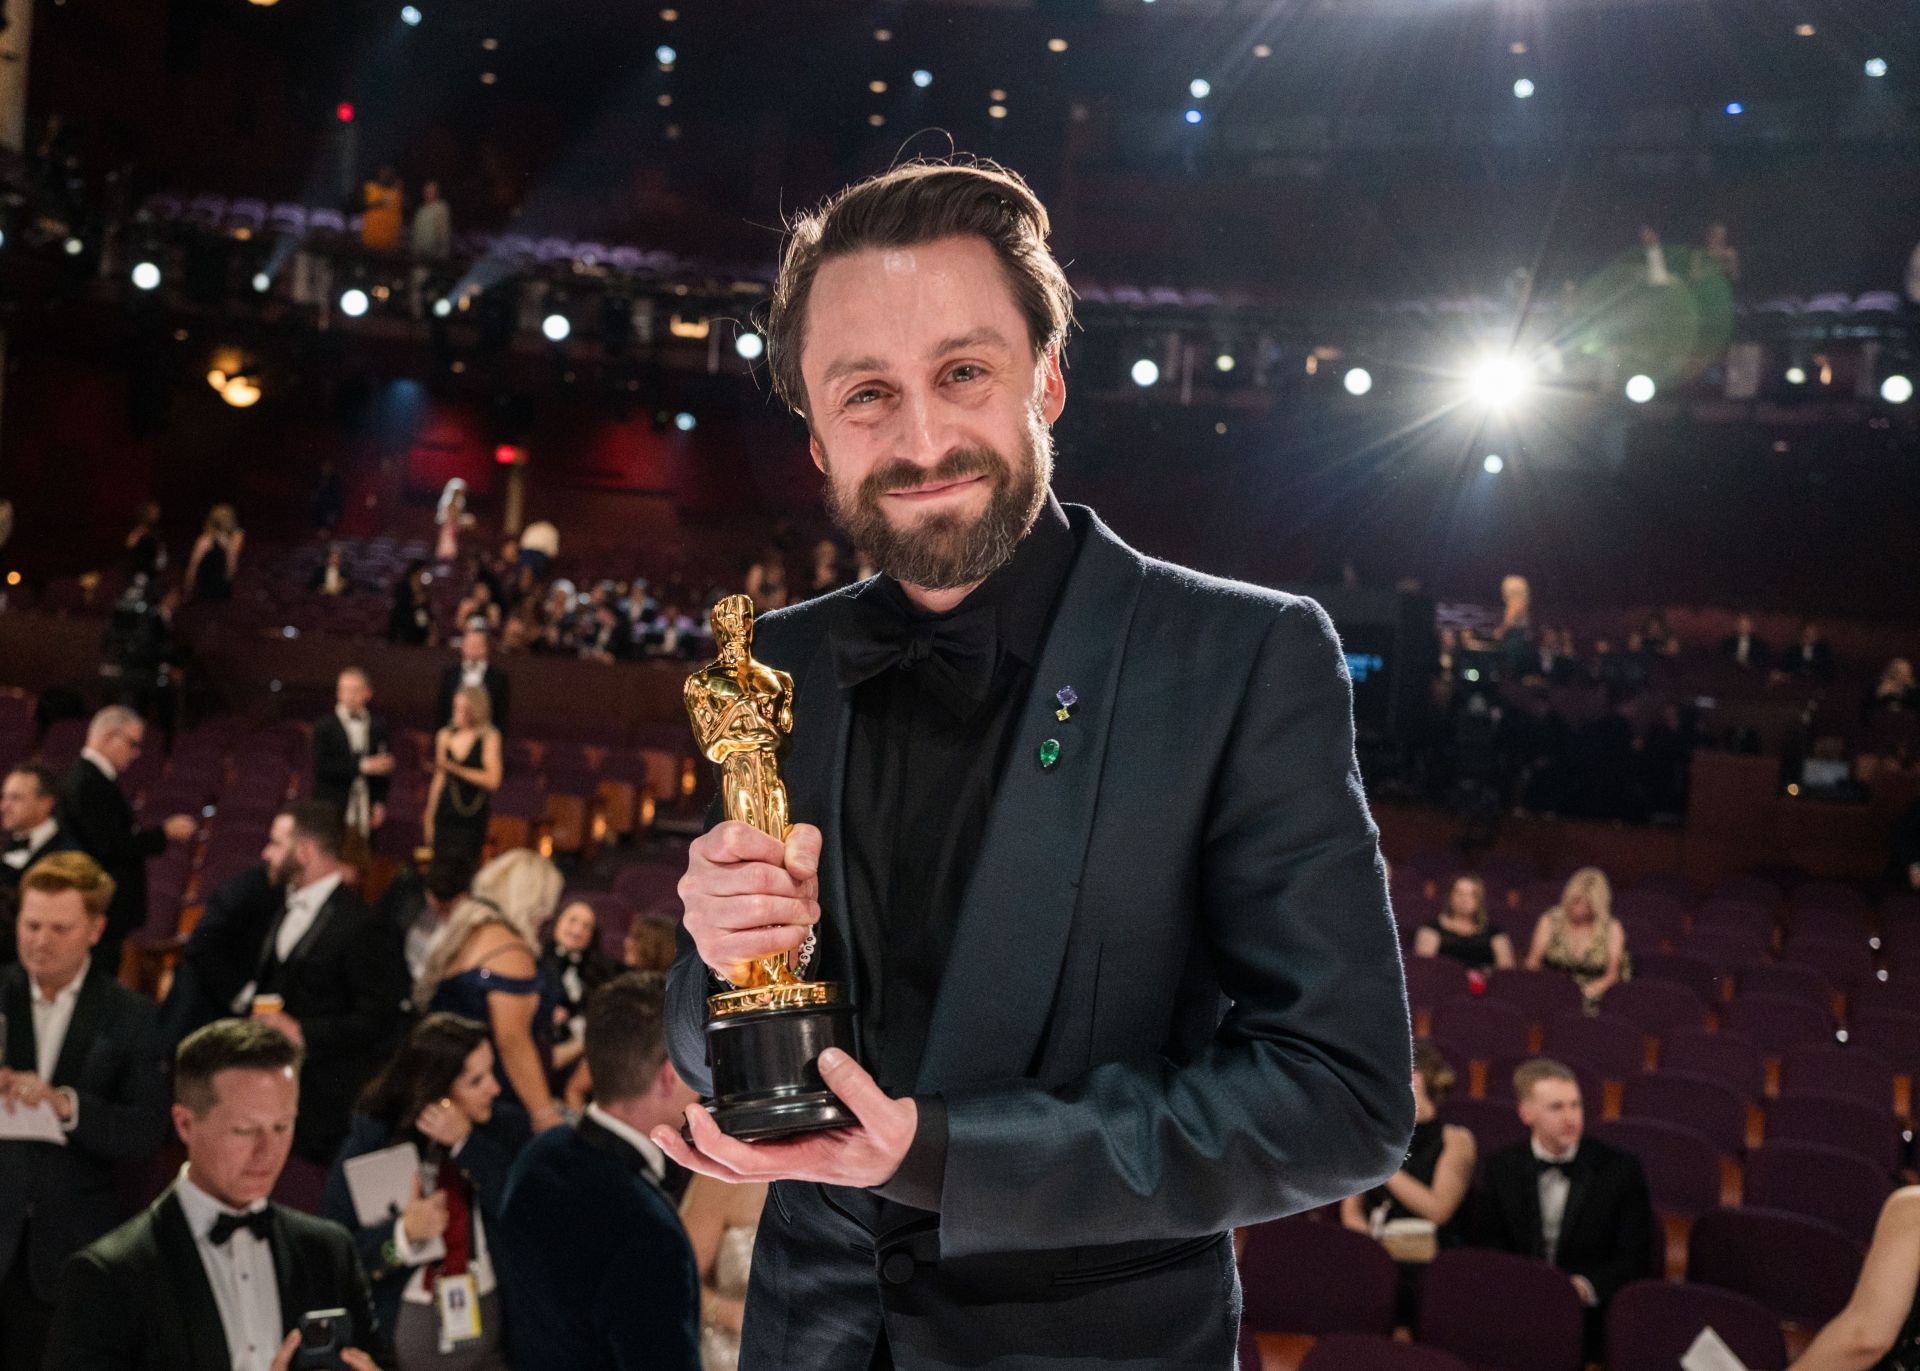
[
  {"x1": 831, "y1": 592, "x2": 999, "y2": 717},
  {"x1": 209, "y1": 1208, "x2": 273, "y2": 1246},
  {"x1": 1532, "y1": 1156, "x2": 1576, "y2": 1179},
  {"x1": 3, "y1": 834, "x2": 30, "y2": 854}
]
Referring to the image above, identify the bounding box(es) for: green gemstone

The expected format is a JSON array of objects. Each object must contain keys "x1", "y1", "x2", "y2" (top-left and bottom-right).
[{"x1": 1038, "y1": 738, "x2": 1061, "y2": 768}]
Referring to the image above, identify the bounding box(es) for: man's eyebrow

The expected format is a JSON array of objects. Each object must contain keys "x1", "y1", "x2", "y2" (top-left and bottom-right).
[
  {"x1": 931, "y1": 328, "x2": 1014, "y2": 357},
  {"x1": 821, "y1": 355, "x2": 888, "y2": 387}
]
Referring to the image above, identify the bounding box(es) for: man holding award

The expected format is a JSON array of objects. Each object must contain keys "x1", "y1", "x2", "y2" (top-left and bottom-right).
[{"x1": 658, "y1": 160, "x2": 1414, "y2": 1369}]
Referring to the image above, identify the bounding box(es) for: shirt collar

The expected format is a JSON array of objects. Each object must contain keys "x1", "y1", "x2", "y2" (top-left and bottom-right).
[
  {"x1": 31, "y1": 955, "x2": 90, "y2": 1008},
  {"x1": 175, "y1": 1163, "x2": 271, "y2": 1239},
  {"x1": 335, "y1": 704, "x2": 369, "y2": 728},
  {"x1": 869, "y1": 489, "x2": 1077, "y2": 669},
  {"x1": 1531, "y1": 1137, "x2": 1579, "y2": 1166},
  {"x1": 585, "y1": 1103, "x2": 667, "y2": 1184},
  {"x1": 19, "y1": 816, "x2": 57, "y2": 849},
  {"x1": 81, "y1": 747, "x2": 118, "y2": 781},
  {"x1": 287, "y1": 870, "x2": 345, "y2": 916}
]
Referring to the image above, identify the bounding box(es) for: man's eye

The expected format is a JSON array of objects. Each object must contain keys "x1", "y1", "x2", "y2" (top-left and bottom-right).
[
  {"x1": 846, "y1": 389, "x2": 882, "y2": 406},
  {"x1": 948, "y1": 365, "x2": 983, "y2": 383}
]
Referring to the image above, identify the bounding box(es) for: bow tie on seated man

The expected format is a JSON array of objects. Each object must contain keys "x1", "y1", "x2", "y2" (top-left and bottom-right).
[
  {"x1": 831, "y1": 589, "x2": 1001, "y2": 719},
  {"x1": 209, "y1": 1207, "x2": 275, "y2": 1246}
]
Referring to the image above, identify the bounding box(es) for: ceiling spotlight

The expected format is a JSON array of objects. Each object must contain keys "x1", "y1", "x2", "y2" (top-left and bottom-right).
[
  {"x1": 1130, "y1": 358, "x2": 1160, "y2": 387},
  {"x1": 251, "y1": 271, "x2": 271, "y2": 293},
  {"x1": 912, "y1": 69, "x2": 933, "y2": 88},
  {"x1": 541, "y1": 313, "x2": 571, "y2": 342},
  {"x1": 1467, "y1": 354, "x2": 1534, "y2": 408},
  {"x1": 1344, "y1": 367, "x2": 1374, "y2": 396},
  {"x1": 1184, "y1": 109, "x2": 1203, "y2": 124},
  {"x1": 1513, "y1": 78, "x2": 1536, "y2": 99},
  {"x1": 1252, "y1": 44, "x2": 1272, "y2": 58},
  {"x1": 1483, "y1": 454, "x2": 1505, "y2": 474},
  {"x1": 873, "y1": 28, "x2": 891, "y2": 41},
  {"x1": 1625, "y1": 374, "x2": 1656, "y2": 404},
  {"x1": 1047, "y1": 38, "x2": 1068, "y2": 53},
  {"x1": 655, "y1": 44, "x2": 676, "y2": 65},
  {"x1": 1883, "y1": 374, "x2": 1914, "y2": 405},
  {"x1": 1785, "y1": 366, "x2": 1807, "y2": 385},
  {"x1": 63, "y1": 237, "x2": 84, "y2": 256},
  {"x1": 734, "y1": 331, "x2": 765, "y2": 360},
  {"x1": 400, "y1": 5, "x2": 421, "y2": 25},
  {"x1": 1189, "y1": 78, "x2": 1211, "y2": 99},
  {"x1": 988, "y1": 104, "x2": 1008, "y2": 120},
  {"x1": 1214, "y1": 353, "x2": 1235, "y2": 373},
  {"x1": 869, "y1": 79, "x2": 887, "y2": 93},
  {"x1": 130, "y1": 261, "x2": 162, "y2": 291},
  {"x1": 867, "y1": 113, "x2": 885, "y2": 126},
  {"x1": 432, "y1": 297, "x2": 453, "y2": 318},
  {"x1": 339, "y1": 288, "x2": 370, "y2": 317},
  {"x1": 1865, "y1": 57, "x2": 1889, "y2": 78},
  {"x1": 674, "y1": 411, "x2": 697, "y2": 432},
  {"x1": 1794, "y1": 22, "x2": 1815, "y2": 37},
  {"x1": 1724, "y1": 101, "x2": 1744, "y2": 115}
]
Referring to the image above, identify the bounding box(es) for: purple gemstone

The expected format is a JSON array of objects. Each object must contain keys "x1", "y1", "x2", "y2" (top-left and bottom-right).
[{"x1": 1056, "y1": 686, "x2": 1079, "y2": 708}]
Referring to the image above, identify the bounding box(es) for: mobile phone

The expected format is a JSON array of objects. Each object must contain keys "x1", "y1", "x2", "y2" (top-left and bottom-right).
[{"x1": 292, "y1": 1309, "x2": 350, "y2": 1370}]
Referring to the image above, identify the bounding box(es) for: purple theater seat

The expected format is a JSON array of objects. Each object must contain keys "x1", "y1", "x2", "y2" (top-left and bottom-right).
[
  {"x1": 1593, "y1": 1118, "x2": 1722, "y2": 1217},
  {"x1": 1743, "y1": 1141, "x2": 1891, "y2": 1243},
  {"x1": 1634, "y1": 951, "x2": 1725, "y2": 1007},
  {"x1": 1781, "y1": 1044, "x2": 1896, "y2": 1114},
  {"x1": 1440, "y1": 1096, "x2": 1529, "y2": 1166},
  {"x1": 1605, "y1": 1280, "x2": 1788, "y2": 1371},
  {"x1": 1300, "y1": 1334, "x2": 1471, "y2": 1371},
  {"x1": 1403, "y1": 957, "x2": 1471, "y2": 1014},
  {"x1": 1681, "y1": 928, "x2": 1773, "y2": 970},
  {"x1": 1783, "y1": 936, "x2": 1877, "y2": 991},
  {"x1": 1237, "y1": 1218, "x2": 1396, "y2": 1337},
  {"x1": 1764, "y1": 1091, "x2": 1902, "y2": 1175},
  {"x1": 1845, "y1": 1007, "x2": 1920, "y2": 1077},
  {"x1": 1686, "y1": 1206, "x2": 1863, "y2": 1325},
  {"x1": 1792, "y1": 880, "x2": 1872, "y2": 918},
  {"x1": 1659, "y1": 1029, "x2": 1766, "y2": 1102},
  {"x1": 1418, "y1": 1249, "x2": 1584, "y2": 1371},
  {"x1": 1428, "y1": 999, "x2": 1529, "y2": 1064},
  {"x1": 1720, "y1": 992, "x2": 1835, "y2": 1057},
  {"x1": 1713, "y1": 875, "x2": 1783, "y2": 910},
  {"x1": 1604, "y1": 979, "x2": 1710, "y2": 1040},
  {"x1": 1736, "y1": 960, "x2": 1835, "y2": 1010},
  {"x1": 1694, "y1": 900, "x2": 1777, "y2": 946},
  {"x1": 1619, "y1": 1072, "x2": 1747, "y2": 1156},
  {"x1": 1236, "y1": 1321, "x2": 1259, "y2": 1371},
  {"x1": 1485, "y1": 968, "x2": 1585, "y2": 1026},
  {"x1": 1789, "y1": 905, "x2": 1870, "y2": 944},
  {"x1": 1540, "y1": 1010, "x2": 1645, "y2": 1079}
]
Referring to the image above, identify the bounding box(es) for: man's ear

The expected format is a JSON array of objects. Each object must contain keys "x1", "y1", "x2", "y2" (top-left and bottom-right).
[
  {"x1": 808, "y1": 430, "x2": 827, "y2": 475},
  {"x1": 1038, "y1": 347, "x2": 1066, "y2": 425}
]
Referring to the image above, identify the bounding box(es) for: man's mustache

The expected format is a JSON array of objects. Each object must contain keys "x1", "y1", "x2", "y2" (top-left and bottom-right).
[{"x1": 859, "y1": 448, "x2": 1002, "y2": 500}]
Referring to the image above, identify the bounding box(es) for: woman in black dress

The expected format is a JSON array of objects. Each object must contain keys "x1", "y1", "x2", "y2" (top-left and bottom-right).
[
  {"x1": 1791, "y1": 1185, "x2": 1920, "y2": 1369},
  {"x1": 424, "y1": 686, "x2": 502, "y2": 865},
  {"x1": 184, "y1": 504, "x2": 244, "y2": 603},
  {"x1": 1412, "y1": 874, "x2": 1516, "y2": 973}
]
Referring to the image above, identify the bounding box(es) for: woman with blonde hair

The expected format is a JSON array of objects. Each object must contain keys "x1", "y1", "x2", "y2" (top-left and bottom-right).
[
  {"x1": 185, "y1": 503, "x2": 245, "y2": 603},
  {"x1": 1525, "y1": 866, "x2": 1629, "y2": 1005},
  {"x1": 416, "y1": 849, "x2": 566, "y2": 1135},
  {"x1": 424, "y1": 685, "x2": 502, "y2": 864},
  {"x1": 1413, "y1": 874, "x2": 1516, "y2": 973},
  {"x1": 435, "y1": 478, "x2": 472, "y2": 564}
]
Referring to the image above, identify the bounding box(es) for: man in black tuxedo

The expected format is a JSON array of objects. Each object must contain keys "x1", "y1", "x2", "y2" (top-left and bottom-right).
[
  {"x1": 659, "y1": 163, "x2": 1413, "y2": 1368},
  {"x1": 1777, "y1": 619, "x2": 1836, "y2": 684},
  {"x1": 0, "y1": 852, "x2": 170, "y2": 1369},
  {"x1": 1719, "y1": 612, "x2": 1770, "y2": 671},
  {"x1": 309, "y1": 668, "x2": 395, "y2": 857},
  {"x1": 57, "y1": 705, "x2": 197, "y2": 973},
  {"x1": 0, "y1": 764, "x2": 77, "y2": 952},
  {"x1": 436, "y1": 627, "x2": 512, "y2": 733},
  {"x1": 1471, "y1": 1059, "x2": 1655, "y2": 1354},
  {"x1": 235, "y1": 801, "x2": 408, "y2": 1165},
  {"x1": 157, "y1": 862, "x2": 279, "y2": 1050},
  {"x1": 45, "y1": 1018, "x2": 381, "y2": 1371},
  {"x1": 498, "y1": 972, "x2": 702, "y2": 1371}
]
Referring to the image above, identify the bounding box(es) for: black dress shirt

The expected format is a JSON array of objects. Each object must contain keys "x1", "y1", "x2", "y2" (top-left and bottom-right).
[{"x1": 833, "y1": 494, "x2": 1078, "y2": 1200}]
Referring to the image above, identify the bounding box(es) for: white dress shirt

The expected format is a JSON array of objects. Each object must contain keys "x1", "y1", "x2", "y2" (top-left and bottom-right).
[
  {"x1": 336, "y1": 707, "x2": 373, "y2": 836},
  {"x1": 586, "y1": 1103, "x2": 668, "y2": 1186},
  {"x1": 274, "y1": 871, "x2": 344, "y2": 964},
  {"x1": 3, "y1": 816, "x2": 58, "y2": 870},
  {"x1": 80, "y1": 746, "x2": 119, "y2": 782},
  {"x1": 1531, "y1": 1137, "x2": 1577, "y2": 1267},
  {"x1": 175, "y1": 1166, "x2": 284, "y2": 1371},
  {"x1": 460, "y1": 660, "x2": 489, "y2": 690},
  {"x1": 30, "y1": 957, "x2": 90, "y2": 1138}
]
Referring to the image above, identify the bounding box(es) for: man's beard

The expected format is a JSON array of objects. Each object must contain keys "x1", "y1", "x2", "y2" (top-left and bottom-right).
[
  {"x1": 268, "y1": 855, "x2": 300, "y2": 889},
  {"x1": 820, "y1": 418, "x2": 1052, "y2": 593}
]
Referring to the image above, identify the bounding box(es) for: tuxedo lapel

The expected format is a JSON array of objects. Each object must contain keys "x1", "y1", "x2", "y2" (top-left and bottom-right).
[
  {"x1": 799, "y1": 594, "x2": 866, "y2": 1012},
  {"x1": 1508, "y1": 1159, "x2": 1548, "y2": 1261},
  {"x1": 51, "y1": 962, "x2": 110, "y2": 1086},
  {"x1": 282, "y1": 888, "x2": 343, "y2": 969},
  {"x1": 267, "y1": 1205, "x2": 302, "y2": 1333},
  {"x1": 914, "y1": 511, "x2": 1145, "y2": 1093},
  {"x1": 1558, "y1": 1152, "x2": 1598, "y2": 1256},
  {"x1": 154, "y1": 1190, "x2": 237, "y2": 1370},
  {"x1": 1, "y1": 967, "x2": 33, "y2": 1071}
]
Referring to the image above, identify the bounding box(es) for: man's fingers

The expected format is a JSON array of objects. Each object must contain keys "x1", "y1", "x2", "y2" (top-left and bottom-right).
[
  {"x1": 696, "y1": 820, "x2": 788, "y2": 867},
  {"x1": 784, "y1": 824, "x2": 823, "y2": 878},
  {"x1": 711, "y1": 925, "x2": 810, "y2": 967},
  {"x1": 816, "y1": 1049, "x2": 892, "y2": 1127},
  {"x1": 695, "y1": 862, "x2": 814, "y2": 901},
  {"x1": 651, "y1": 1111, "x2": 752, "y2": 1185},
  {"x1": 697, "y1": 893, "x2": 818, "y2": 934}
]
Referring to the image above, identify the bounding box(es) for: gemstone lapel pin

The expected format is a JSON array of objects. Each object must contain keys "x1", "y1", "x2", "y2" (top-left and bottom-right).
[{"x1": 1038, "y1": 738, "x2": 1061, "y2": 769}]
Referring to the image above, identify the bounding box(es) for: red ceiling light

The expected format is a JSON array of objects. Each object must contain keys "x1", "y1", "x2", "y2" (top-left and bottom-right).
[
  {"x1": 495, "y1": 444, "x2": 526, "y2": 465},
  {"x1": 336, "y1": 102, "x2": 356, "y2": 123}
]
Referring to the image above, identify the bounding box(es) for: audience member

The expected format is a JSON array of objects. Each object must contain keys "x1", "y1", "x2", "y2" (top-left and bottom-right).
[
  {"x1": 1340, "y1": 1042, "x2": 1474, "y2": 1327},
  {"x1": 309, "y1": 542, "x2": 354, "y2": 597},
  {"x1": 1788, "y1": 1185, "x2": 1920, "y2": 1369},
  {"x1": 410, "y1": 180, "x2": 452, "y2": 261},
  {"x1": 58, "y1": 705, "x2": 197, "y2": 971},
  {"x1": 1524, "y1": 866, "x2": 1628, "y2": 1006},
  {"x1": 363, "y1": 165, "x2": 405, "y2": 253},
  {"x1": 1868, "y1": 658, "x2": 1918, "y2": 716},
  {"x1": 158, "y1": 860, "x2": 279, "y2": 1050},
  {"x1": 681, "y1": 1173, "x2": 765, "y2": 1371},
  {"x1": 311, "y1": 667, "x2": 396, "y2": 861},
  {"x1": 1412, "y1": 874, "x2": 1515, "y2": 973},
  {"x1": 437, "y1": 627, "x2": 513, "y2": 733},
  {"x1": 322, "y1": 1013, "x2": 513, "y2": 1371},
  {"x1": 1779, "y1": 619, "x2": 1837, "y2": 684},
  {"x1": 0, "y1": 852, "x2": 170, "y2": 1369},
  {"x1": 1638, "y1": 611, "x2": 1680, "y2": 656},
  {"x1": 516, "y1": 519, "x2": 559, "y2": 575},
  {"x1": 425, "y1": 686, "x2": 503, "y2": 866},
  {"x1": 45, "y1": 1019, "x2": 380, "y2": 1370},
  {"x1": 415, "y1": 850, "x2": 566, "y2": 1136},
  {"x1": 742, "y1": 548, "x2": 787, "y2": 610},
  {"x1": 456, "y1": 580, "x2": 503, "y2": 636},
  {"x1": 184, "y1": 503, "x2": 245, "y2": 605},
  {"x1": 805, "y1": 539, "x2": 847, "y2": 598},
  {"x1": 235, "y1": 802, "x2": 409, "y2": 1166},
  {"x1": 389, "y1": 560, "x2": 435, "y2": 646},
  {"x1": 539, "y1": 900, "x2": 622, "y2": 1088},
  {"x1": 1721, "y1": 612, "x2": 1770, "y2": 669},
  {"x1": 380, "y1": 850, "x2": 480, "y2": 985},
  {"x1": 1, "y1": 763, "x2": 76, "y2": 930},
  {"x1": 497, "y1": 973, "x2": 701, "y2": 1371},
  {"x1": 435, "y1": 479, "x2": 472, "y2": 564},
  {"x1": 1639, "y1": 224, "x2": 1672, "y2": 287},
  {"x1": 125, "y1": 500, "x2": 165, "y2": 579},
  {"x1": 1470, "y1": 1058, "x2": 1655, "y2": 1357},
  {"x1": 623, "y1": 913, "x2": 678, "y2": 973}
]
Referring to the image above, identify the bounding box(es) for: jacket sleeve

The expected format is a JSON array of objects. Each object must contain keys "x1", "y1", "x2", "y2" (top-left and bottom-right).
[
  {"x1": 67, "y1": 997, "x2": 171, "y2": 1162},
  {"x1": 312, "y1": 724, "x2": 357, "y2": 794},
  {"x1": 933, "y1": 598, "x2": 1415, "y2": 1258},
  {"x1": 300, "y1": 912, "x2": 407, "y2": 1063},
  {"x1": 1569, "y1": 1157, "x2": 1655, "y2": 1304},
  {"x1": 598, "y1": 1229, "x2": 702, "y2": 1371},
  {"x1": 665, "y1": 793, "x2": 726, "y2": 1097},
  {"x1": 321, "y1": 1132, "x2": 406, "y2": 1288},
  {"x1": 492, "y1": 671, "x2": 511, "y2": 734},
  {"x1": 46, "y1": 1248, "x2": 140, "y2": 1370},
  {"x1": 334, "y1": 1226, "x2": 384, "y2": 1361}
]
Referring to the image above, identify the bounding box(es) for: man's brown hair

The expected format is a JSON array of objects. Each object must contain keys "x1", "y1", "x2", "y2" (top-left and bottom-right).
[
  {"x1": 1512, "y1": 1057, "x2": 1579, "y2": 1104},
  {"x1": 766, "y1": 159, "x2": 1075, "y2": 416},
  {"x1": 583, "y1": 971, "x2": 670, "y2": 1104},
  {"x1": 20, "y1": 850, "x2": 116, "y2": 921},
  {"x1": 175, "y1": 1018, "x2": 304, "y2": 1116}
]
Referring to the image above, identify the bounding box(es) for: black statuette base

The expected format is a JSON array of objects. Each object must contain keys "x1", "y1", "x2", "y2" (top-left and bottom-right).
[{"x1": 703, "y1": 998, "x2": 859, "y2": 1142}]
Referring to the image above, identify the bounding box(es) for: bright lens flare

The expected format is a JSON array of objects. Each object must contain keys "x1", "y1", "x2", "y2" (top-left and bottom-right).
[{"x1": 1467, "y1": 355, "x2": 1534, "y2": 408}]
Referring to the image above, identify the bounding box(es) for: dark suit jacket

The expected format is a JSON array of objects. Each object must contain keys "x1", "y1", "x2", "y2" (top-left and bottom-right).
[
  {"x1": 252, "y1": 881, "x2": 409, "y2": 1163},
  {"x1": 1473, "y1": 1135, "x2": 1655, "y2": 1308},
  {"x1": 46, "y1": 1186, "x2": 377, "y2": 1371},
  {"x1": 321, "y1": 1111, "x2": 518, "y2": 1341},
  {"x1": 157, "y1": 864, "x2": 279, "y2": 1049},
  {"x1": 310, "y1": 713, "x2": 392, "y2": 820},
  {"x1": 57, "y1": 756, "x2": 165, "y2": 946},
  {"x1": 0, "y1": 962, "x2": 170, "y2": 1299},
  {"x1": 1719, "y1": 633, "x2": 1771, "y2": 669},
  {"x1": 496, "y1": 1115, "x2": 699, "y2": 1371},
  {"x1": 0, "y1": 821, "x2": 79, "y2": 941},
  {"x1": 437, "y1": 662, "x2": 512, "y2": 734},
  {"x1": 665, "y1": 504, "x2": 1413, "y2": 1369}
]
